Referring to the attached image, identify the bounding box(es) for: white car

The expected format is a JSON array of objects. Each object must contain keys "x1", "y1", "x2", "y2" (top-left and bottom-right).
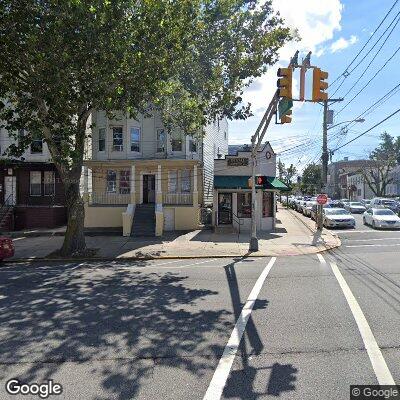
[
  {"x1": 323, "y1": 208, "x2": 356, "y2": 228},
  {"x1": 363, "y1": 208, "x2": 400, "y2": 229},
  {"x1": 344, "y1": 201, "x2": 366, "y2": 214},
  {"x1": 303, "y1": 201, "x2": 317, "y2": 217}
]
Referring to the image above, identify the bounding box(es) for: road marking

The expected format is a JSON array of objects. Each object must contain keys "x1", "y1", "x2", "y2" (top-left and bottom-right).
[
  {"x1": 12, "y1": 237, "x2": 26, "y2": 241},
  {"x1": 346, "y1": 238, "x2": 400, "y2": 242},
  {"x1": 317, "y1": 254, "x2": 327, "y2": 265},
  {"x1": 203, "y1": 257, "x2": 277, "y2": 400},
  {"x1": 337, "y1": 230, "x2": 400, "y2": 234},
  {"x1": 318, "y1": 254, "x2": 395, "y2": 385},
  {"x1": 345, "y1": 243, "x2": 400, "y2": 248}
]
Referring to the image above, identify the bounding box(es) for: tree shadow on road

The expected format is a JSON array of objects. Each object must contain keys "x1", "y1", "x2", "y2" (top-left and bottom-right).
[{"x1": 0, "y1": 261, "x2": 230, "y2": 399}]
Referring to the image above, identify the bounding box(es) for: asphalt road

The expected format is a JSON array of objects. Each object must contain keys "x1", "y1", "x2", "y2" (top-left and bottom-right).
[{"x1": 0, "y1": 228, "x2": 399, "y2": 399}]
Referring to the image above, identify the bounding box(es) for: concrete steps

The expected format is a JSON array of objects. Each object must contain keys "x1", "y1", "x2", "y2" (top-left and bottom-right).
[{"x1": 131, "y1": 204, "x2": 155, "y2": 237}]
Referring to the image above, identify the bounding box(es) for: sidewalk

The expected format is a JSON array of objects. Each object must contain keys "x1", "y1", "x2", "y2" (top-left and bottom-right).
[{"x1": 9, "y1": 206, "x2": 340, "y2": 261}]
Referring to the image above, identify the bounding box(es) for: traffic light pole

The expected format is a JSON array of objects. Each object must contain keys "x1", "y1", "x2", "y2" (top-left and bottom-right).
[{"x1": 250, "y1": 90, "x2": 280, "y2": 252}]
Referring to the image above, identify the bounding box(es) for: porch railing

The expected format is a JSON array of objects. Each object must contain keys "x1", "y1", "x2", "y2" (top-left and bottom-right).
[
  {"x1": 89, "y1": 192, "x2": 131, "y2": 205},
  {"x1": 163, "y1": 192, "x2": 193, "y2": 205}
]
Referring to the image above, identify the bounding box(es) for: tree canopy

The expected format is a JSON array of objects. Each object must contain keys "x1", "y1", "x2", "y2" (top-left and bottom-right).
[
  {"x1": 0, "y1": 0, "x2": 292, "y2": 255},
  {"x1": 301, "y1": 163, "x2": 322, "y2": 194}
]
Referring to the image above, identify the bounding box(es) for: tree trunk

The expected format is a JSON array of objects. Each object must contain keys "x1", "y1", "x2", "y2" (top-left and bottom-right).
[{"x1": 60, "y1": 178, "x2": 86, "y2": 256}]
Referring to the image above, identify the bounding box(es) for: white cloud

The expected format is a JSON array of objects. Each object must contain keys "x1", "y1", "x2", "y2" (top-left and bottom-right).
[
  {"x1": 240, "y1": 0, "x2": 344, "y2": 118},
  {"x1": 330, "y1": 35, "x2": 358, "y2": 53}
]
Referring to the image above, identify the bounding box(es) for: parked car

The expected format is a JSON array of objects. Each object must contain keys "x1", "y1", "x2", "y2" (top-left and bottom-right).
[
  {"x1": 363, "y1": 207, "x2": 400, "y2": 229},
  {"x1": 0, "y1": 236, "x2": 14, "y2": 261},
  {"x1": 322, "y1": 208, "x2": 356, "y2": 228},
  {"x1": 369, "y1": 198, "x2": 400, "y2": 213},
  {"x1": 331, "y1": 200, "x2": 345, "y2": 208},
  {"x1": 344, "y1": 201, "x2": 366, "y2": 214},
  {"x1": 360, "y1": 199, "x2": 371, "y2": 208},
  {"x1": 311, "y1": 203, "x2": 333, "y2": 220},
  {"x1": 303, "y1": 201, "x2": 317, "y2": 218}
]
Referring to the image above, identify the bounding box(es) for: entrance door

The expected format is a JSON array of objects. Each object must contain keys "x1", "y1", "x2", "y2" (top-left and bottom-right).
[
  {"x1": 218, "y1": 193, "x2": 232, "y2": 224},
  {"x1": 143, "y1": 175, "x2": 156, "y2": 203},
  {"x1": 4, "y1": 176, "x2": 16, "y2": 205}
]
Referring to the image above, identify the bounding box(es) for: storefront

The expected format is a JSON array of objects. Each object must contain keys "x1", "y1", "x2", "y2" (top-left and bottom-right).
[{"x1": 212, "y1": 143, "x2": 289, "y2": 232}]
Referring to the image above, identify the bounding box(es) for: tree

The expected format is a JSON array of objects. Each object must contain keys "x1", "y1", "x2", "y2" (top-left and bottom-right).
[
  {"x1": 301, "y1": 163, "x2": 322, "y2": 194},
  {"x1": 0, "y1": 0, "x2": 291, "y2": 255},
  {"x1": 359, "y1": 132, "x2": 399, "y2": 197}
]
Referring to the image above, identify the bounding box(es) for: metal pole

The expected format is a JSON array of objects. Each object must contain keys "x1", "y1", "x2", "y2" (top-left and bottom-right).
[
  {"x1": 322, "y1": 100, "x2": 328, "y2": 189},
  {"x1": 250, "y1": 138, "x2": 258, "y2": 251}
]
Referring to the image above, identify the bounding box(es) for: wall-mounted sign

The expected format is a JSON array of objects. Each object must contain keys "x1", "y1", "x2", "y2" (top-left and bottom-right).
[
  {"x1": 7, "y1": 169, "x2": 13, "y2": 176},
  {"x1": 227, "y1": 157, "x2": 249, "y2": 167}
]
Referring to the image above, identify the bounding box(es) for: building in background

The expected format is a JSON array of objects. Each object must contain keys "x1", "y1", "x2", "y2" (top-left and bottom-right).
[
  {"x1": 83, "y1": 110, "x2": 228, "y2": 236},
  {"x1": 0, "y1": 128, "x2": 67, "y2": 230},
  {"x1": 386, "y1": 165, "x2": 400, "y2": 197},
  {"x1": 212, "y1": 143, "x2": 289, "y2": 232},
  {"x1": 346, "y1": 172, "x2": 375, "y2": 200}
]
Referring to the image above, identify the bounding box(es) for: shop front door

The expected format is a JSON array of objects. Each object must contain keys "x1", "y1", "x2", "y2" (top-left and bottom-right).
[{"x1": 218, "y1": 193, "x2": 232, "y2": 225}]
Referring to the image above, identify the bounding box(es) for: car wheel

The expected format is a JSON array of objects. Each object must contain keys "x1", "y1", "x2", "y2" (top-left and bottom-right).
[
  {"x1": 372, "y1": 220, "x2": 377, "y2": 229},
  {"x1": 363, "y1": 217, "x2": 366, "y2": 225}
]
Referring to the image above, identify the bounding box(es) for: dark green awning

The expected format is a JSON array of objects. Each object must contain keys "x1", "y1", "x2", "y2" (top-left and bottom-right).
[{"x1": 214, "y1": 176, "x2": 290, "y2": 192}]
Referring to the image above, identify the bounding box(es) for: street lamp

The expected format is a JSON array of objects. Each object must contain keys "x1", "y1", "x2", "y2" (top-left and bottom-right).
[{"x1": 327, "y1": 118, "x2": 365, "y2": 130}]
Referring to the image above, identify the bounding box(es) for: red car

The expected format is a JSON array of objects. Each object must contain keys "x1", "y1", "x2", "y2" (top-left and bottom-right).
[{"x1": 0, "y1": 236, "x2": 14, "y2": 261}]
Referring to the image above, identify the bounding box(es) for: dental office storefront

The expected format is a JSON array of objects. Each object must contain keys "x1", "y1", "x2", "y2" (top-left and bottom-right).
[{"x1": 212, "y1": 143, "x2": 289, "y2": 232}]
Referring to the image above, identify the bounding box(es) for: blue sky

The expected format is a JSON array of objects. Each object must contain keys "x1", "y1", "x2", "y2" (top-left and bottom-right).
[{"x1": 229, "y1": 0, "x2": 400, "y2": 172}]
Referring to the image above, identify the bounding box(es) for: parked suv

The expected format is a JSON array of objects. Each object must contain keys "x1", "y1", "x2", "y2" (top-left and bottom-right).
[{"x1": 369, "y1": 198, "x2": 400, "y2": 214}]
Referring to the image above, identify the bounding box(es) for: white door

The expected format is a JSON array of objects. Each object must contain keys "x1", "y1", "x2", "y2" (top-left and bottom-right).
[
  {"x1": 163, "y1": 208, "x2": 175, "y2": 231},
  {"x1": 4, "y1": 176, "x2": 16, "y2": 205}
]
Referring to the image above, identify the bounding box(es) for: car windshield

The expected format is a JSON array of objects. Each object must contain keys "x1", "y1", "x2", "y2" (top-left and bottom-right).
[
  {"x1": 324, "y1": 209, "x2": 349, "y2": 215},
  {"x1": 374, "y1": 209, "x2": 395, "y2": 216},
  {"x1": 382, "y1": 200, "x2": 396, "y2": 206},
  {"x1": 350, "y1": 202, "x2": 362, "y2": 206}
]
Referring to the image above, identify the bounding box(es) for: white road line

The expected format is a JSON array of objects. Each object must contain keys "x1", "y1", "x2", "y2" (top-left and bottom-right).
[
  {"x1": 12, "y1": 237, "x2": 26, "y2": 241},
  {"x1": 317, "y1": 254, "x2": 327, "y2": 265},
  {"x1": 318, "y1": 254, "x2": 395, "y2": 385},
  {"x1": 153, "y1": 258, "x2": 218, "y2": 269},
  {"x1": 346, "y1": 238, "x2": 400, "y2": 242},
  {"x1": 337, "y1": 230, "x2": 400, "y2": 234},
  {"x1": 346, "y1": 243, "x2": 400, "y2": 248},
  {"x1": 203, "y1": 257, "x2": 277, "y2": 400}
]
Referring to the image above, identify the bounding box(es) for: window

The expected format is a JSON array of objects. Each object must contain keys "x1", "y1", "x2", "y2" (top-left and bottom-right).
[
  {"x1": 157, "y1": 129, "x2": 166, "y2": 153},
  {"x1": 112, "y1": 127, "x2": 123, "y2": 152},
  {"x1": 171, "y1": 133, "x2": 183, "y2": 152},
  {"x1": 262, "y1": 191, "x2": 273, "y2": 217},
  {"x1": 44, "y1": 171, "x2": 55, "y2": 196},
  {"x1": 168, "y1": 171, "x2": 178, "y2": 192},
  {"x1": 98, "y1": 128, "x2": 105, "y2": 152},
  {"x1": 189, "y1": 139, "x2": 197, "y2": 153},
  {"x1": 181, "y1": 170, "x2": 191, "y2": 193},
  {"x1": 237, "y1": 192, "x2": 252, "y2": 218},
  {"x1": 31, "y1": 139, "x2": 43, "y2": 154},
  {"x1": 30, "y1": 171, "x2": 42, "y2": 196},
  {"x1": 119, "y1": 170, "x2": 130, "y2": 194},
  {"x1": 106, "y1": 170, "x2": 117, "y2": 193},
  {"x1": 130, "y1": 127, "x2": 140, "y2": 152}
]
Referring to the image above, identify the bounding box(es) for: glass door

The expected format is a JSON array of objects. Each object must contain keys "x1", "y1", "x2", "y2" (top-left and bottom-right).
[{"x1": 218, "y1": 193, "x2": 232, "y2": 225}]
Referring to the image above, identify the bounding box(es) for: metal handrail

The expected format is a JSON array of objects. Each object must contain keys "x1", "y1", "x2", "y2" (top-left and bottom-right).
[
  {"x1": 231, "y1": 210, "x2": 244, "y2": 234},
  {"x1": 0, "y1": 194, "x2": 14, "y2": 221}
]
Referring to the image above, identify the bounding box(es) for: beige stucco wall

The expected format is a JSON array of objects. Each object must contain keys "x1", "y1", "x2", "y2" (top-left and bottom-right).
[
  {"x1": 164, "y1": 206, "x2": 199, "y2": 230},
  {"x1": 84, "y1": 204, "x2": 125, "y2": 227}
]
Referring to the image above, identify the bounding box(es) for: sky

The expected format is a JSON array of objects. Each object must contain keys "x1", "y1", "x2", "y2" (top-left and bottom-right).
[{"x1": 229, "y1": 0, "x2": 400, "y2": 172}]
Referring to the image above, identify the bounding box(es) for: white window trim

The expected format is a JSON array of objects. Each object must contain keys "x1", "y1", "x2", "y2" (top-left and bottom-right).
[
  {"x1": 156, "y1": 128, "x2": 166, "y2": 154},
  {"x1": 98, "y1": 127, "x2": 106, "y2": 153},
  {"x1": 111, "y1": 127, "x2": 124, "y2": 152},
  {"x1": 168, "y1": 170, "x2": 178, "y2": 193},
  {"x1": 129, "y1": 126, "x2": 141, "y2": 154},
  {"x1": 171, "y1": 133, "x2": 184, "y2": 154},
  {"x1": 106, "y1": 170, "x2": 117, "y2": 193},
  {"x1": 30, "y1": 171, "x2": 42, "y2": 196},
  {"x1": 43, "y1": 171, "x2": 56, "y2": 196}
]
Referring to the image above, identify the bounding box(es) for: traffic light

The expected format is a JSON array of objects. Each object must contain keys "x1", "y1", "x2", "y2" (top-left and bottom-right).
[
  {"x1": 312, "y1": 68, "x2": 328, "y2": 101},
  {"x1": 280, "y1": 109, "x2": 292, "y2": 124},
  {"x1": 277, "y1": 67, "x2": 293, "y2": 99}
]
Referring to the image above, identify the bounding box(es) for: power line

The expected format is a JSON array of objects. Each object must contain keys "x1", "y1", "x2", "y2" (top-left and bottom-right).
[{"x1": 332, "y1": 107, "x2": 400, "y2": 152}]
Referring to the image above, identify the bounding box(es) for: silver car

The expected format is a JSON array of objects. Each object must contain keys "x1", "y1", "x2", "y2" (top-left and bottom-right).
[{"x1": 344, "y1": 201, "x2": 366, "y2": 214}]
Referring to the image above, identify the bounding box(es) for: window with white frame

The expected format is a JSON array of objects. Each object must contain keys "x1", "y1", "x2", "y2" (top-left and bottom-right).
[
  {"x1": 156, "y1": 129, "x2": 166, "y2": 153},
  {"x1": 30, "y1": 171, "x2": 42, "y2": 196},
  {"x1": 130, "y1": 127, "x2": 140, "y2": 152},
  {"x1": 98, "y1": 128, "x2": 105, "y2": 152},
  {"x1": 189, "y1": 138, "x2": 197, "y2": 153},
  {"x1": 119, "y1": 170, "x2": 130, "y2": 194},
  {"x1": 171, "y1": 133, "x2": 183, "y2": 152},
  {"x1": 168, "y1": 171, "x2": 178, "y2": 192},
  {"x1": 31, "y1": 138, "x2": 43, "y2": 154},
  {"x1": 112, "y1": 127, "x2": 123, "y2": 152},
  {"x1": 106, "y1": 170, "x2": 117, "y2": 193},
  {"x1": 44, "y1": 171, "x2": 55, "y2": 196},
  {"x1": 181, "y1": 170, "x2": 191, "y2": 193}
]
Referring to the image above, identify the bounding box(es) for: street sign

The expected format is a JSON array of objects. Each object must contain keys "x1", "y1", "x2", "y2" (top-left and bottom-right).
[
  {"x1": 278, "y1": 98, "x2": 293, "y2": 119},
  {"x1": 316, "y1": 194, "x2": 328, "y2": 205}
]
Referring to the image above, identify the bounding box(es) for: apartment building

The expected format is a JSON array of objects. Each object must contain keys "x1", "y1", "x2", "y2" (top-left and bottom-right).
[{"x1": 83, "y1": 110, "x2": 228, "y2": 236}]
